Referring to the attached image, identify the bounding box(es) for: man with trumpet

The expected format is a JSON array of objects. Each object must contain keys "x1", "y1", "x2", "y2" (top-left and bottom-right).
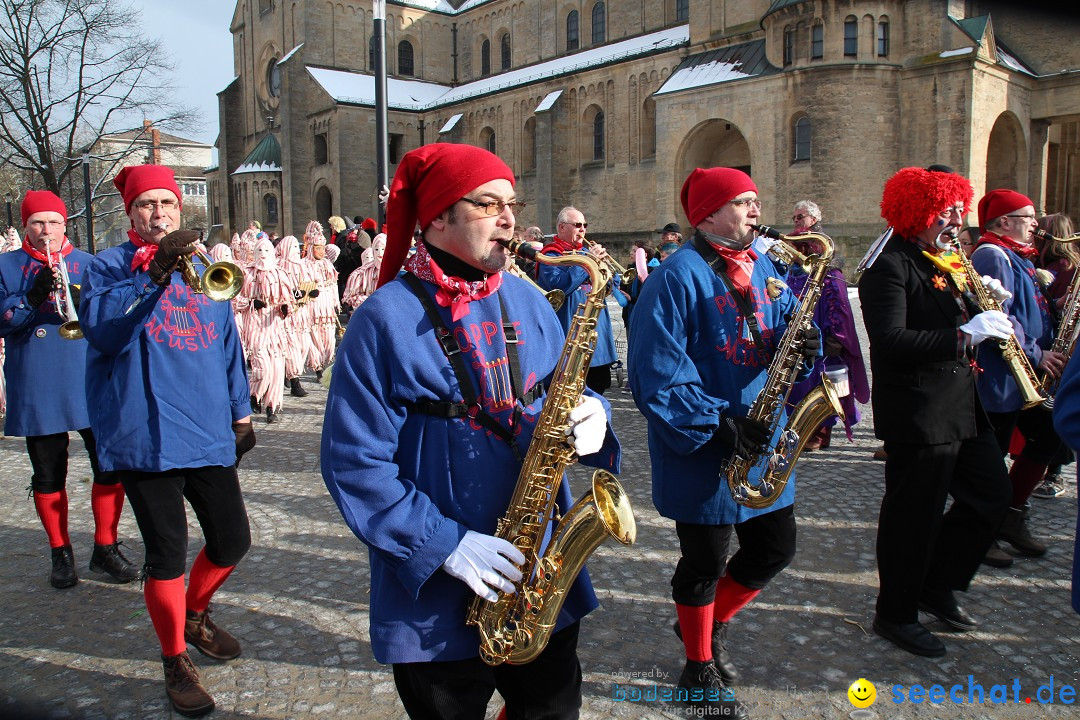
[
  {"x1": 0, "y1": 190, "x2": 139, "y2": 589},
  {"x1": 80, "y1": 165, "x2": 255, "y2": 717},
  {"x1": 535, "y1": 206, "x2": 620, "y2": 394}
]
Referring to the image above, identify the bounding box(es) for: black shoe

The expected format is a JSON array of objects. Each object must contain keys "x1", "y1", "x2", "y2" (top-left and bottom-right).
[
  {"x1": 89, "y1": 541, "x2": 139, "y2": 583},
  {"x1": 315, "y1": 369, "x2": 323, "y2": 381},
  {"x1": 250, "y1": 395, "x2": 262, "y2": 414},
  {"x1": 872, "y1": 616, "x2": 946, "y2": 657},
  {"x1": 676, "y1": 660, "x2": 748, "y2": 719},
  {"x1": 982, "y1": 540, "x2": 1014, "y2": 568},
  {"x1": 266, "y1": 407, "x2": 278, "y2": 424},
  {"x1": 289, "y1": 377, "x2": 308, "y2": 397},
  {"x1": 50, "y1": 545, "x2": 78, "y2": 589},
  {"x1": 673, "y1": 619, "x2": 738, "y2": 683},
  {"x1": 999, "y1": 507, "x2": 1048, "y2": 557},
  {"x1": 919, "y1": 588, "x2": 977, "y2": 632}
]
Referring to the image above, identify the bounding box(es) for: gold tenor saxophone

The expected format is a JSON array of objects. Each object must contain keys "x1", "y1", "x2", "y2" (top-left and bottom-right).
[
  {"x1": 726, "y1": 225, "x2": 845, "y2": 509},
  {"x1": 504, "y1": 260, "x2": 565, "y2": 311},
  {"x1": 1033, "y1": 229, "x2": 1080, "y2": 408},
  {"x1": 465, "y1": 237, "x2": 637, "y2": 666},
  {"x1": 949, "y1": 242, "x2": 1047, "y2": 410}
]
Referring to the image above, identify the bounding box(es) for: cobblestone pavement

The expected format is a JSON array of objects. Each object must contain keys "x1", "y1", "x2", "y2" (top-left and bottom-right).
[{"x1": 2, "y1": 292, "x2": 1078, "y2": 719}]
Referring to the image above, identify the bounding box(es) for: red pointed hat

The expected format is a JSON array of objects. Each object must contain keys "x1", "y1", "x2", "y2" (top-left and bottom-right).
[
  {"x1": 21, "y1": 190, "x2": 68, "y2": 226},
  {"x1": 680, "y1": 167, "x2": 757, "y2": 228},
  {"x1": 880, "y1": 167, "x2": 973, "y2": 238},
  {"x1": 377, "y1": 143, "x2": 515, "y2": 288},
  {"x1": 977, "y1": 189, "x2": 1033, "y2": 233},
  {"x1": 113, "y1": 165, "x2": 183, "y2": 213}
]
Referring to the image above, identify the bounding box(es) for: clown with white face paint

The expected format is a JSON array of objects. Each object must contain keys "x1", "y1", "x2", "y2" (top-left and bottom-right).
[
  {"x1": 301, "y1": 220, "x2": 340, "y2": 378},
  {"x1": 238, "y1": 237, "x2": 294, "y2": 422}
]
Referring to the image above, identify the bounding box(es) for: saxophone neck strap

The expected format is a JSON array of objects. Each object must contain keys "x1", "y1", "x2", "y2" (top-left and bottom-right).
[
  {"x1": 403, "y1": 273, "x2": 537, "y2": 462},
  {"x1": 692, "y1": 233, "x2": 771, "y2": 364}
]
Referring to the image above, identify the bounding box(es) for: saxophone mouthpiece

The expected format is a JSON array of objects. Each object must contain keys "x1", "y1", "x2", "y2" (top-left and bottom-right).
[
  {"x1": 750, "y1": 224, "x2": 783, "y2": 240},
  {"x1": 1033, "y1": 227, "x2": 1055, "y2": 243},
  {"x1": 496, "y1": 236, "x2": 539, "y2": 261}
]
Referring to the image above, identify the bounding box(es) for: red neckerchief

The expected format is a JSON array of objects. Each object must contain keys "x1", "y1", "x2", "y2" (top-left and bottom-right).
[
  {"x1": 404, "y1": 240, "x2": 501, "y2": 321},
  {"x1": 129, "y1": 229, "x2": 159, "y2": 271},
  {"x1": 21, "y1": 236, "x2": 72, "y2": 263},
  {"x1": 541, "y1": 237, "x2": 581, "y2": 255},
  {"x1": 707, "y1": 241, "x2": 757, "y2": 293},
  {"x1": 977, "y1": 231, "x2": 1039, "y2": 260}
]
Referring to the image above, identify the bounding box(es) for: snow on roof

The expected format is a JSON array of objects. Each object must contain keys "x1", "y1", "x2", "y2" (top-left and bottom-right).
[
  {"x1": 307, "y1": 25, "x2": 688, "y2": 111},
  {"x1": 656, "y1": 40, "x2": 777, "y2": 96},
  {"x1": 278, "y1": 44, "x2": 304, "y2": 65},
  {"x1": 535, "y1": 90, "x2": 562, "y2": 113},
  {"x1": 939, "y1": 47, "x2": 975, "y2": 59},
  {"x1": 439, "y1": 113, "x2": 463, "y2": 133},
  {"x1": 395, "y1": 0, "x2": 495, "y2": 14}
]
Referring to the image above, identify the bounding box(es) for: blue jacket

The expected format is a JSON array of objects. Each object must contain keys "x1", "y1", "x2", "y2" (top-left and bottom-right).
[
  {"x1": 628, "y1": 241, "x2": 815, "y2": 524},
  {"x1": 534, "y1": 252, "x2": 618, "y2": 366},
  {"x1": 80, "y1": 242, "x2": 250, "y2": 472},
  {"x1": 321, "y1": 272, "x2": 621, "y2": 664},
  {"x1": 0, "y1": 247, "x2": 91, "y2": 436},
  {"x1": 971, "y1": 241, "x2": 1054, "y2": 413}
]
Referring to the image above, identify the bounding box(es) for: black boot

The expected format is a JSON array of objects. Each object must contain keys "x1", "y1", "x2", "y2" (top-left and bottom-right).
[
  {"x1": 250, "y1": 395, "x2": 262, "y2": 414},
  {"x1": 289, "y1": 377, "x2": 308, "y2": 397},
  {"x1": 677, "y1": 659, "x2": 748, "y2": 719},
  {"x1": 315, "y1": 369, "x2": 323, "y2": 382},
  {"x1": 999, "y1": 507, "x2": 1048, "y2": 557},
  {"x1": 673, "y1": 619, "x2": 738, "y2": 683},
  {"x1": 266, "y1": 407, "x2": 278, "y2": 424},
  {"x1": 50, "y1": 545, "x2": 78, "y2": 589},
  {"x1": 89, "y1": 541, "x2": 139, "y2": 583}
]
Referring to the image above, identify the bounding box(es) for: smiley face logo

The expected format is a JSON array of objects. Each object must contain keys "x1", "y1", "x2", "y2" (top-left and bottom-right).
[{"x1": 848, "y1": 678, "x2": 876, "y2": 708}]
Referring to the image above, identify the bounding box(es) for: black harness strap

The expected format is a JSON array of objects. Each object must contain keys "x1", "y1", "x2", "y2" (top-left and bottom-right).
[{"x1": 692, "y1": 233, "x2": 771, "y2": 365}]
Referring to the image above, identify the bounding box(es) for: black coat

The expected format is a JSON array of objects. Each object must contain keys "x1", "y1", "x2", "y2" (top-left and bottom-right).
[{"x1": 859, "y1": 237, "x2": 987, "y2": 445}]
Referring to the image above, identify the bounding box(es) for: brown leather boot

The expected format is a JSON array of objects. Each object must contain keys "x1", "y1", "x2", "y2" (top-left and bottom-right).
[
  {"x1": 185, "y1": 608, "x2": 241, "y2": 660},
  {"x1": 162, "y1": 652, "x2": 214, "y2": 717}
]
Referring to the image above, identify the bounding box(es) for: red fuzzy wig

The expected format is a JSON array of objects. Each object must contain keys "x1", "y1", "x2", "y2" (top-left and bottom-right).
[{"x1": 880, "y1": 167, "x2": 973, "y2": 238}]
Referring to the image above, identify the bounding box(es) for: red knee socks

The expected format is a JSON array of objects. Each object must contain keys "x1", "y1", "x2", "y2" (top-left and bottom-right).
[
  {"x1": 185, "y1": 549, "x2": 236, "y2": 614},
  {"x1": 1010, "y1": 455, "x2": 1049, "y2": 508},
  {"x1": 145, "y1": 576, "x2": 187, "y2": 656},
  {"x1": 712, "y1": 575, "x2": 761, "y2": 623},
  {"x1": 675, "y1": 603, "x2": 714, "y2": 662},
  {"x1": 33, "y1": 490, "x2": 70, "y2": 548},
  {"x1": 90, "y1": 482, "x2": 125, "y2": 545}
]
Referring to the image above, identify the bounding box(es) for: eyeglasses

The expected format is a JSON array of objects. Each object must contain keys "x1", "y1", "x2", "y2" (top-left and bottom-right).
[
  {"x1": 560, "y1": 221, "x2": 588, "y2": 229},
  {"x1": 460, "y1": 197, "x2": 525, "y2": 216},
  {"x1": 730, "y1": 197, "x2": 763, "y2": 210},
  {"x1": 133, "y1": 199, "x2": 179, "y2": 213},
  {"x1": 1006, "y1": 214, "x2": 1037, "y2": 222},
  {"x1": 792, "y1": 213, "x2": 810, "y2": 222},
  {"x1": 28, "y1": 219, "x2": 65, "y2": 229}
]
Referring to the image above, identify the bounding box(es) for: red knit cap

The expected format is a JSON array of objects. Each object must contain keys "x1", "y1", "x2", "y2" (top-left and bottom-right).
[
  {"x1": 361, "y1": 217, "x2": 377, "y2": 231},
  {"x1": 113, "y1": 165, "x2": 183, "y2": 214},
  {"x1": 977, "y1": 189, "x2": 1033, "y2": 232},
  {"x1": 680, "y1": 167, "x2": 758, "y2": 228},
  {"x1": 880, "y1": 167, "x2": 973, "y2": 238},
  {"x1": 21, "y1": 190, "x2": 68, "y2": 226},
  {"x1": 377, "y1": 143, "x2": 515, "y2": 288}
]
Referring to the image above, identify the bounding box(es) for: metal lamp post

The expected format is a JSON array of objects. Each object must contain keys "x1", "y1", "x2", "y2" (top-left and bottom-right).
[{"x1": 373, "y1": 0, "x2": 389, "y2": 226}]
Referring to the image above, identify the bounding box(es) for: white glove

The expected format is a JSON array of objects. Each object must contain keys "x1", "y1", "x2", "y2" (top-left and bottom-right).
[
  {"x1": 565, "y1": 395, "x2": 607, "y2": 456},
  {"x1": 378, "y1": 185, "x2": 390, "y2": 206},
  {"x1": 981, "y1": 275, "x2": 1013, "y2": 305},
  {"x1": 442, "y1": 530, "x2": 525, "y2": 602},
  {"x1": 960, "y1": 310, "x2": 1014, "y2": 345}
]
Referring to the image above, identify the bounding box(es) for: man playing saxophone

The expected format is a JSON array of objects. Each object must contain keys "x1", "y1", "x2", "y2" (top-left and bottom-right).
[
  {"x1": 859, "y1": 167, "x2": 1011, "y2": 658},
  {"x1": 321, "y1": 143, "x2": 619, "y2": 720},
  {"x1": 971, "y1": 189, "x2": 1066, "y2": 561},
  {"x1": 628, "y1": 167, "x2": 820, "y2": 719}
]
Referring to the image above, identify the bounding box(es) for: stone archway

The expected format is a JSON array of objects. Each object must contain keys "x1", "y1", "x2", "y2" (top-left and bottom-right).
[
  {"x1": 315, "y1": 186, "x2": 333, "y2": 229},
  {"x1": 673, "y1": 119, "x2": 752, "y2": 225},
  {"x1": 986, "y1": 112, "x2": 1027, "y2": 193}
]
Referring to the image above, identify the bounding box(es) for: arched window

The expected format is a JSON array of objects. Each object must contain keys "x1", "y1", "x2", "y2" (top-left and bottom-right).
[
  {"x1": 844, "y1": 17, "x2": 857, "y2": 57},
  {"x1": 259, "y1": 0, "x2": 272, "y2": 14},
  {"x1": 523, "y1": 117, "x2": 536, "y2": 172},
  {"x1": 500, "y1": 33, "x2": 511, "y2": 71},
  {"x1": 877, "y1": 19, "x2": 890, "y2": 57},
  {"x1": 811, "y1": 24, "x2": 823, "y2": 60},
  {"x1": 566, "y1": 10, "x2": 579, "y2": 52},
  {"x1": 315, "y1": 186, "x2": 333, "y2": 227},
  {"x1": 314, "y1": 133, "x2": 328, "y2": 165},
  {"x1": 591, "y1": 2, "x2": 606, "y2": 45},
  {"x1": 398, "y1": 40, "x2": 414, "y2": 76},
  {"x1": 480, "y1": 126, "x2": 496, "y2": 155},
  {"x1": 794, "y1": 117, "x2": 812, "y2": 161},
  {"x1": 592, "y1": 110, "x2": 605, "y2": 161},
  {"x1": 264, "y1": 194, "x2": 278, "y2": 225},
  {"x1": 641, "y1": 97, "x2": 656, "y2": 159},
  {"x1": 783, "y1": 26, "x2": 794, "y2": 66},
  {"x1": 676, "y1": 0, "x2": 689, "y2": 22},
  {"x1": 481, "y1": 38, "x2": 491, "y2": 75}
]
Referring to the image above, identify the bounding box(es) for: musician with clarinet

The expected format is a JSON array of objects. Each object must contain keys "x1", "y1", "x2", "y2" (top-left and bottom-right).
[
  {"x1": 321, "y1": 143, "x2": 620, "y2": 719},
  {"x1": 628, "y1": 167, "x2": 821, "y2": 719},
  {"x1": 859, "y1": 167, "x2": 1011, "y2": 658},
  {"x1": 970, "y1": 189, "x2": 1066, "y2": 561},
  {"x1": 80, "y1": 165, "x2": 255, "y2": 717},
  {"x1": 0, "y1": 190, "x2": 139, "y2": 589}
]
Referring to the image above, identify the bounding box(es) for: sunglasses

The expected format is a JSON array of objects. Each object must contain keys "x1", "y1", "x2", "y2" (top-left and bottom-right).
[{"x1": 562, "y1": 221, "x2": 588, "y2": 229}]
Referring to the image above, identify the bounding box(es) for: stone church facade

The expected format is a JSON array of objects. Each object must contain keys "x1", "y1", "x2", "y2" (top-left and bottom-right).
[{"x1": 207, "y1": 0, "x2": 1080, "y2": 262}]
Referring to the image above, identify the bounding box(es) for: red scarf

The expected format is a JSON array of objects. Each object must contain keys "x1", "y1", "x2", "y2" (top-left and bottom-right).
[
  {"x1": 977, "y1": 231, "x2": 1039, "y2": 260},
  {"x1": 404, "y1": 240, "x2": 501, "y2": 321},
  {"x1": 128, "y1": 229, "x2": 160, "y2": 271},
  {"x1": 708, "y1": 241, "x2": 757, "y2": 293},
  {"x1": 541, "y1": 238, "x2": 582, "y2": 255},
  {"x1": 21, "y1": 236, "x2": 72, "y2": 263}
]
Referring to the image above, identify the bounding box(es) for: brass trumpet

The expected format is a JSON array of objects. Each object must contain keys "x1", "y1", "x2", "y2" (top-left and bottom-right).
[
  {"x1": 582, "y1": 236, "x2": 627, "y2": 278},
  {"x1": 46, "y1": 243, "x2": 83, "y2": 340}
]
